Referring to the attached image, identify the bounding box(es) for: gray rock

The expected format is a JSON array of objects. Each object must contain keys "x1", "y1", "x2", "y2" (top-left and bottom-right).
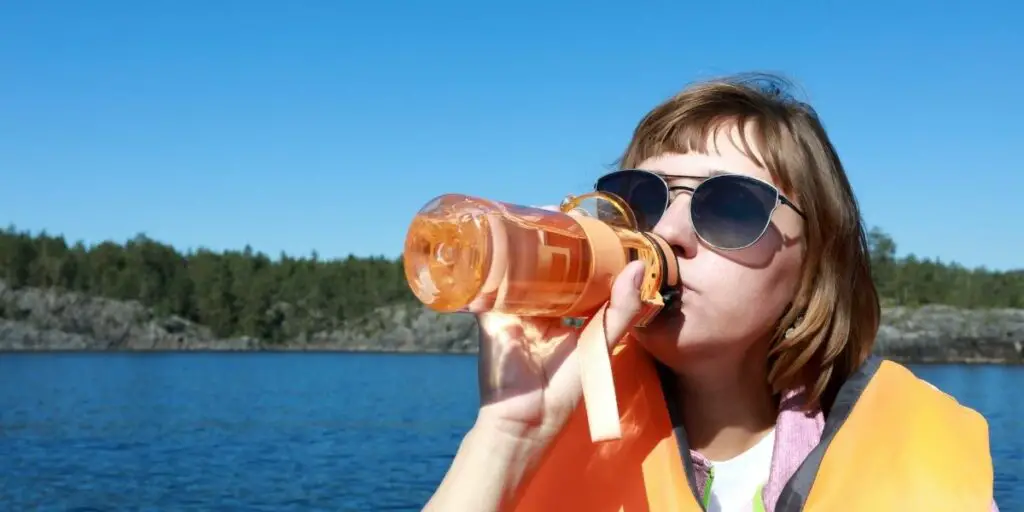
[
  {"x1": 0, "y1": 280, "x2": 256, "y2": 351},
  {"x1": 0, "y1": 280, "x2": 1021, "y2": 363},
  {"x1": 874, "y1": 305, "x2": 1024, "y2": 363}
]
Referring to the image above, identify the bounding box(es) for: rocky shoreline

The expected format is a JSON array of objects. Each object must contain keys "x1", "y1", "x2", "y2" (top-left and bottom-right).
[{"x1": 1, "y1": 281, "x2": 1022, "y2": 363}]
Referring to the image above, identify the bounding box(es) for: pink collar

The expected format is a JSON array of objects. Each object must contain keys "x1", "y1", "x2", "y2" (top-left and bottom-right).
[{"x1": 681, "y1": 388, "x2": 825, "y2": 511}]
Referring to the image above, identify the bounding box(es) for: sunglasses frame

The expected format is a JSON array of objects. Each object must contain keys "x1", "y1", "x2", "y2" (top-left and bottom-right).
[{"x1": 594, "y1": 169, "x2": 806, "y2": 251}]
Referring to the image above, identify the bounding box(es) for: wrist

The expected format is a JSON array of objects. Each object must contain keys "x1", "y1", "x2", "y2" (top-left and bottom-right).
[
  {"x1": 424, "y1": 416, "x2": 550, "y2": 511},
  {"x1": 468, "y1": 415, "x2": 553, "y2": 463}
]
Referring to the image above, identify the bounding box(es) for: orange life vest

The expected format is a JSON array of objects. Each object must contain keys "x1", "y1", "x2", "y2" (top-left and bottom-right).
[{"x1": 508, "y1": 339, "x2": 994, "y2": 511}]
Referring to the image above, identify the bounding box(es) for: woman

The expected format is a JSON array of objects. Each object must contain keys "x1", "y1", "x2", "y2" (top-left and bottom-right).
[{"x1": 424, "y1": 74, "x2": 998, "y2": 511}]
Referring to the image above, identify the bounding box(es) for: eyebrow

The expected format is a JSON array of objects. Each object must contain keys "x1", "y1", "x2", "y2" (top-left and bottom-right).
[{"x1": 653, "y1": 169, "x2": 729, "y2": 180}]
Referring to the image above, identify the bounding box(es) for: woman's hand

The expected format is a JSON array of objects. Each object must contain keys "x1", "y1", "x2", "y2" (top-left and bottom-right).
[
  {"x1": 424, "y1": 206, "x2": 649, "y2": 512},
  {"x1": 472, "y1": 259, "x2": 647, "y2": 445}
]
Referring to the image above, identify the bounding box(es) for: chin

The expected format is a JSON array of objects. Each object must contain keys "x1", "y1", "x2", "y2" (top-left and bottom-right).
[
  {"x1": 633, "y1": 310, "x2": 722, "y2": 365},
  {"x1": 633, "y1": 310, "x2": 685, "y2": 349}
]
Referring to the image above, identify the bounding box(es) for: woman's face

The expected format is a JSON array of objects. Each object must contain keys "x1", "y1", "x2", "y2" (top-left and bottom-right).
[{"x1": 631, "y1": 127, "x2": 807, "y2": 369}]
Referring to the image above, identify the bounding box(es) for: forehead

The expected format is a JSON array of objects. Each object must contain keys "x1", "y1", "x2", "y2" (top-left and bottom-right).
[{"x1": 634, "y1": 124, "x2": 778, "y2": 187}]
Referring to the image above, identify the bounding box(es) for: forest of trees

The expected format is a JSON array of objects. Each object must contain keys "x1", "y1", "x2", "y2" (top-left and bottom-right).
[{"x1": 0, "y1": 225, "x2": 1021, "y2": 343}]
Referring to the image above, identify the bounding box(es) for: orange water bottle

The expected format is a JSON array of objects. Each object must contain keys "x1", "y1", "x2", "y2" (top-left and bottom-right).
[
  {"x1": 402, "y1": 191, "x2": 680, "y2": 326},
  {"x1": 402, "y1": 191, "x2": 681, "y2": 443}
]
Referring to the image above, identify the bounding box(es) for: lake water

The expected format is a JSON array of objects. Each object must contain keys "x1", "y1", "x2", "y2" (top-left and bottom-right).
[{"x1": 0, "y1": 352, "x2": 1019, "y2": 511}]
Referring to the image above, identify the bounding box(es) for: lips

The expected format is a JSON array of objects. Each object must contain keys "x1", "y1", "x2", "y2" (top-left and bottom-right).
[{"x1": 669, "y1": 250, "x2": 694, "y2": 293}]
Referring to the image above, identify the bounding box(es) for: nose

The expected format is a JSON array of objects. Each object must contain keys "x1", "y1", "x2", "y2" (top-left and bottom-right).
[{"x1": 650, "y1": 194, "x2": 699, "y2": 258}]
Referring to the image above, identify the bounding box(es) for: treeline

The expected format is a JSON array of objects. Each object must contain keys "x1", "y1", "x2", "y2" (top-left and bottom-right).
[
  {"x1": 866, "y1": 228, "x2": 1021, "y2": 309},
  {"x1": 0, "y1": 225, "x2": 1020, "y2": 342},
  {"x1": 0, "y1": 226, "x2": 416, "y2": 343}
]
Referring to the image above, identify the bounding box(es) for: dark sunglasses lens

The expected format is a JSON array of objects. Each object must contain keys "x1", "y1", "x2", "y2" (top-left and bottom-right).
[
  {"x1": 595, "y1": 172, "x2": 668, "y2": 230},
  {"x1": 691, "y1": 177, "x2": 777, "y2": 249}
]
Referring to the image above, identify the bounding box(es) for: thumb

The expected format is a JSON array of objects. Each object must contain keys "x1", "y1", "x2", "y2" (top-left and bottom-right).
[{"x1": 601, "y1": 260, "x2": 646, "y2": 348}]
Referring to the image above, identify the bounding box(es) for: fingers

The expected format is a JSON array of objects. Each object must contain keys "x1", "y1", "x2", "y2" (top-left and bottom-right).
[
  {"x1": 601, "y1": 260, "x2": 646, "y2": 348},
  {"x1": 476, "y1": 311, "x2": 515, "y2": 333},
  {"x1": 476, "y1": 311, "x2": 547, "y2": 346},
  {"x1": 477, "y1": 259, "x2": 646, "y2": 350}
]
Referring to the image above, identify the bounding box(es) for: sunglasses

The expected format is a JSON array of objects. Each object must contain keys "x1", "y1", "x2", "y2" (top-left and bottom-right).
[{"x1": 594, "y1": 169, "x2": 806, "y2": 250}]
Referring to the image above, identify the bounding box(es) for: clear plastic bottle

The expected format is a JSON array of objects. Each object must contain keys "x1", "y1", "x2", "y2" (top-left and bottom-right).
[{"x1": 402, "y1": 193, "x2": 675, "y2": 319}]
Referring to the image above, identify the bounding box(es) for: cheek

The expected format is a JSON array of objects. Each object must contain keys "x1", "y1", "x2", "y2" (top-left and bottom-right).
[
  {"x1": 634, "y1": 244, "x2": 804, "y2": 358},
  {"x1": 690, "y1": 248, "x2": 803, "y2": 331}
]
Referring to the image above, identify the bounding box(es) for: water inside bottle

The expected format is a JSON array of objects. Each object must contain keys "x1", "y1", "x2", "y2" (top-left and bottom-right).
[{"x1": 403, "y1": 194, "x2": 596, "y2": 316}]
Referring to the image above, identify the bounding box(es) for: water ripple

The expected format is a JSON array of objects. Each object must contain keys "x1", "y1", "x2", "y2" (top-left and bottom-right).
[{"x1": 0, "y1": 353, "x2": 1019, "y2": 510}]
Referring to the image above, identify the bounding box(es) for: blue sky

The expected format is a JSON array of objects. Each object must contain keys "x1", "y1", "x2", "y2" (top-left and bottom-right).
[{"x1": 1, "y1": 0, "x2": 1021, "y2": 271}]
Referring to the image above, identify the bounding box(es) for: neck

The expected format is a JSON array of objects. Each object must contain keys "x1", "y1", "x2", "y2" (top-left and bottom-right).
[{"x1": 674, "y1": 342, "x2": 778, "y2": 462}]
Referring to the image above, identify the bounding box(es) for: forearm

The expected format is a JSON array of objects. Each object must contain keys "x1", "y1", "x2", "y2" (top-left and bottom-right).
[{"x1": 424, "y1": 422, "x2": 546, "y2": 512}]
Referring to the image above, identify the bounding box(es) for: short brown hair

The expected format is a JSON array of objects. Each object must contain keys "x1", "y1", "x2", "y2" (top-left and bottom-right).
[{"x1": 617, "y1": 73, "x2": 880, "y2": 412}]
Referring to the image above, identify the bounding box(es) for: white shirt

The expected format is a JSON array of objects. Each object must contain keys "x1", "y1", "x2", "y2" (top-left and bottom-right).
[{"x1": 706, "y1": 428, "x2": 775, "y2": 512}]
